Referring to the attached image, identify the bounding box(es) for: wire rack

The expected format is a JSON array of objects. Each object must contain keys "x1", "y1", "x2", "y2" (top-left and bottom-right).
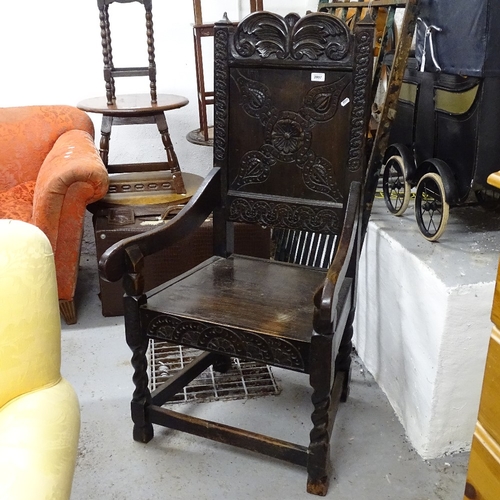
[{"x1": 149, "y1": 340, "x2": 281, "y2": 404}]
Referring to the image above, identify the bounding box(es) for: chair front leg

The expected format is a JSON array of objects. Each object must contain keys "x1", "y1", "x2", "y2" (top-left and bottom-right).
[
  {"x1": 124, "y1": 291, "x2": 154, "y2": 443},
  {"x1": 307, "y1": 332, "x2": 334, "y2": 496}
]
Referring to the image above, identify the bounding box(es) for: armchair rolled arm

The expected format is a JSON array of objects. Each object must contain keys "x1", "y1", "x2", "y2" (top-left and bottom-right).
[
  {"x1": 31, "y1": 130, "x2": 109, "y2": 251},
  {"x1": 99, "y1": 167, "x2": 221, "y2": 283},
  {"x1": 313, "y1": 181, "x2": 362, "y2": 332},
  {"x1": 0, "y1": 106, "x2": 94, "y2": 191}
]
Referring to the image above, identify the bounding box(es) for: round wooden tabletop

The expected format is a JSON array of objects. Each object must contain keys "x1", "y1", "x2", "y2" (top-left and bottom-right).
[{"x1": 77, "y1": 94, "x2": 189, "y2": 116}]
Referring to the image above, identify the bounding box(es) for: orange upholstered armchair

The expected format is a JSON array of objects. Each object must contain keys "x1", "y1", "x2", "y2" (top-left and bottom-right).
[{"x1": 0, "y1": 105, "x2": 109, "y2": 324}]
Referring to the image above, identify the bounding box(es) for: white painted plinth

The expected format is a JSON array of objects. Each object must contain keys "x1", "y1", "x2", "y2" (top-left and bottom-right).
[{"x1": 354, "y1": 200, "x2": 500, "y2": 459}]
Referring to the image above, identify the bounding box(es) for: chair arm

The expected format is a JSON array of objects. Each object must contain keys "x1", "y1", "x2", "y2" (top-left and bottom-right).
[
  {"x1": 99, "y1": 167, "x2": 221, "y2": 283},
  {"x1": 0, "y1": 106, "x2": 94, "y2": 191},
  {"x1": 313, "y1": 181, "x2": 362, "y2": 332},
  {"x1": 31, "y1": 130, "x2": 108, "y2": 249}
]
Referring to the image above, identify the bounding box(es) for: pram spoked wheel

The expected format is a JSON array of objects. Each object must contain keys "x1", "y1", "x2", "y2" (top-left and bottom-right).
[
  {"x1": 415, "y1": 172, "x2": 450, "y2": 241},
  {"x1": 382, "y1": 154, "x2": 412, "y2": 216}
]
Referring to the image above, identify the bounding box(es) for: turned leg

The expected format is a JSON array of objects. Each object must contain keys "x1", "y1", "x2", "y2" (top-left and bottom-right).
[
  {"x1": 124, "y1": 292, "x2": 153, "y2": 443},
  {"x1": 193, "y1": 28, "x2": 210, "y2": 141},
  {"x1": 99, "y1": 4, "x2": 116, "y2": 105},
  {"x1": 155, "y1": 113, "x2": 186, "y2": 194},
  {"x1": 307, "y1": 333, "x2": 334, "y2": 496},
  {"x1": 145, "y1": 6, "x2": 157, "y2": 104},
  {"x1": 99, "y1": 116, "x2": 112, "y2": 167}
]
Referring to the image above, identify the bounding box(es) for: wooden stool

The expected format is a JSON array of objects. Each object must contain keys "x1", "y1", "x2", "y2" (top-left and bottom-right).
[
  {"x1": 78, "y1": 94, "x2": 189, "y2": 196},
  {"x1": 79, "y1": 0, "x2": 189, "y2": 196}
]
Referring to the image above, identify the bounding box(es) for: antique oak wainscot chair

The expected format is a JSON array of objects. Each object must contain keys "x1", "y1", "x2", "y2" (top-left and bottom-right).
[{"x1": 100, "y1": 10, "x2": 374, "y2": 495}]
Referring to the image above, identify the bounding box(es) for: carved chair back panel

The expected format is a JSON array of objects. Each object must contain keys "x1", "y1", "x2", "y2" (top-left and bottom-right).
[
  {"x1": 214, "y1": 12, "x2": 373, "y2": 235},
  {"x1": 227, "y1": 67, "x2": 352, "y2": 201}
]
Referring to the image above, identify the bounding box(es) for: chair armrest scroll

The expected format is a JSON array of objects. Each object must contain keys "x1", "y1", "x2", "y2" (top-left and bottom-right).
[
  {"x1": 99, "y1": 167, "x2": 221, "y2": 283},
  {"x1": 314, "y1": 181, "x2": 361, "y2": 332}
]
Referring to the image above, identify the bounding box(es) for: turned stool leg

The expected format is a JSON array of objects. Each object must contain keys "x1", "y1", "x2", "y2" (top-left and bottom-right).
[
  {"x1": 99, "y1": 116, "x2": 113, "y2": 167},
  {"x1": 155, "y1": 113, "x2": 186, "y2": 194}
]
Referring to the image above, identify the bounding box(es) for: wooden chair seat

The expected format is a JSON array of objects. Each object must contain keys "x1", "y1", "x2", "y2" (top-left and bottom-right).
[{"x1": 143, "y1": 255, "x2": 352, "y2": 372}]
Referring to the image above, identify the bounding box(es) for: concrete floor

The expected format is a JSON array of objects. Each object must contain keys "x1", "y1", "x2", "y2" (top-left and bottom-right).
[{"x1": 61, "y1": 228, "x2": 470, "y2": 499}]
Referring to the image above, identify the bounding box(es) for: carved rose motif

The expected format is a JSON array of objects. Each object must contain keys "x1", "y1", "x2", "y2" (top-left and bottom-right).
[{"x1": 271, "y1": 118, "x2": 305, "y2": 154}]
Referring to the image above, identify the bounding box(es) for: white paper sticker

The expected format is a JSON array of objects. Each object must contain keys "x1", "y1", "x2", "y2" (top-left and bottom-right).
[
  {"x1": 311, "y1": 72, "x2": 325, "y2": 82},
  {"x1": 140, "y1": 220, "x2": 164, "y2": 226},
  {"x1": 341, "y1": 97, "x2": 350, "y2": 107}
]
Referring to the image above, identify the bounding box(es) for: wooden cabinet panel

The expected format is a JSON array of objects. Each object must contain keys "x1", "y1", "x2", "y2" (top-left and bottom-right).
[
  {"x1": 464, "y1": 257, "x2": 500, "y2": 499},
  {"x1": 464, "y1": 423, "x2": 500, "y2": 499},
  {"x1": 477, "y1": 328, "x2": 500, "y2": 445},
  {"x1": 490, "y1": 266, "x2": 500, "y2": 327}
]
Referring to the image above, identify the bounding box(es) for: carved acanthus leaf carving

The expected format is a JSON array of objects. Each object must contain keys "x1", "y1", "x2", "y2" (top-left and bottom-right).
[
  {"x1": 232, "y1": 151, "x2": 276, "y2": 190},
  {"x1": 301, "y1": 78, "x2": 349, "y2": 122},
  {"x1": 291, "y1": 14, "x2": 350, "y2": 61},
  {"x1": 233, "y1": 12, "x2": 350, "y2": 62},
  {"x1": 233, "y1": 72, "x2": 273, "y2": 122},
  {"x1": 234, "y1": 12, "x2": 289, "y2": 59}
]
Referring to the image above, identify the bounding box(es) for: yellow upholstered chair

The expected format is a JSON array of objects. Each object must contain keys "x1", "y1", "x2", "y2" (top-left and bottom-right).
[{"x1": 0, "y1": 220, "x2": 80, "y2": 500}]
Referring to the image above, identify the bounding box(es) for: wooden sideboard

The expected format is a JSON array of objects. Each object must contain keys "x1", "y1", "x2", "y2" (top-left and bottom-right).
[{"x1": 464, "y1": 259, "x2": 500, "y2": 499}]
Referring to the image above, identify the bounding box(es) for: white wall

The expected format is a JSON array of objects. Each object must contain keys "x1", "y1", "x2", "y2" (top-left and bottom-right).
[
  {"x1": 353, "y1": 208, "x2": 498, "y2": 459},
  {"x1": 0, "y1": 0, "x2": 317, "y2": 177}
]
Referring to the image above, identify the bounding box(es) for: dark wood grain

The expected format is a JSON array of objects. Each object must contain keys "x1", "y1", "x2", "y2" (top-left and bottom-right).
[{"x1": 147, "y1": 256, "x2": 324, "y2": 340}]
